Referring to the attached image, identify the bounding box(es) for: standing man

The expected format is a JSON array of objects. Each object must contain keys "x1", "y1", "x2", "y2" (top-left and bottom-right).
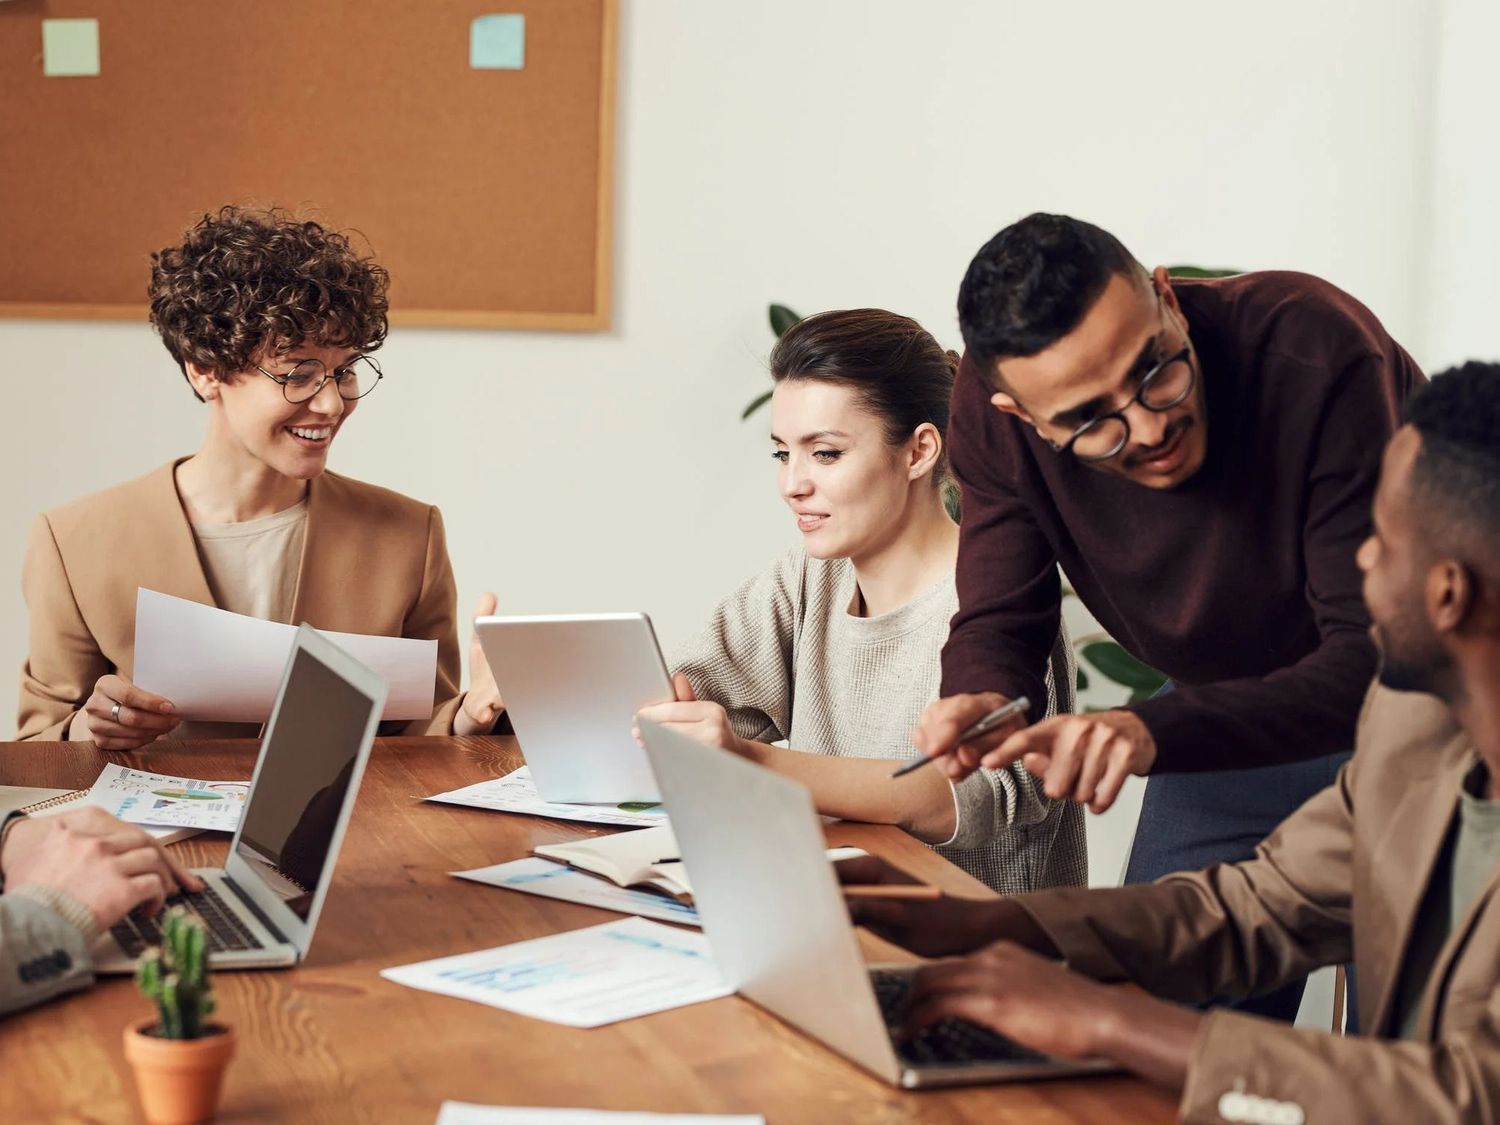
[{"x1": 915, "y1": 213, "x2": 1423, "y2": 1018}]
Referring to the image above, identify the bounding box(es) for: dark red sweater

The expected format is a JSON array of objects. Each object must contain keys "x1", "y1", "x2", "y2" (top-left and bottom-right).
[{"x1": 942, "y1": 271, "x2": 1425, "y2": 772}]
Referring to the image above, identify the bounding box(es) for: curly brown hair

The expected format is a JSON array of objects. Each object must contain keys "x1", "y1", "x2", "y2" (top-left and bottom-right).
[{"x1": 148, "y1": 206, "x2": 389, "y2": 398}]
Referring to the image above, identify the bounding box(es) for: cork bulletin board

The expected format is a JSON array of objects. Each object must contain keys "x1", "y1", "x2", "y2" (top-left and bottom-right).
[{"x1": 0, "y1": 0, "x2": 617, "y2": 330}]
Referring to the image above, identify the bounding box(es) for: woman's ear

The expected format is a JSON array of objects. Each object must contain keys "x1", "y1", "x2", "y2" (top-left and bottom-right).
[
  {"x1": 183, "y1": 361, "x2": 220, "y2": 401},
  {"x1": 908, "y1": 422, "x2": 944, "y2": 482}
]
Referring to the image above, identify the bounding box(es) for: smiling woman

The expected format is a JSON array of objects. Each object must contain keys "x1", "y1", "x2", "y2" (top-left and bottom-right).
[
  {"x1": 16, "y1": 206, "x2": 502, "y2": 747},
  {"x1": 638, "y1": 309, "x2": 1084, "y2": 894}
]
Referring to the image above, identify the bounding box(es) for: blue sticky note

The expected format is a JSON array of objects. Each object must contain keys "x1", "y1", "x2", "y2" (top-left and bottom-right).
[
  {"x1": 42, "y1": 18, "x2": 101, "y2": 78},
  {"x1": 470, "y1": 14, "x2": 525, "y2": 70}
]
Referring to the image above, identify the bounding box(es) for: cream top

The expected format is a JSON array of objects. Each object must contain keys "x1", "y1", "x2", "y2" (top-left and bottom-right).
[
  {"x1": 672, "y1": 548, "x2": 1085, "y2": 894},
  {"x1": 191, "y1": 499, "x2": 309, "y2": 624}
]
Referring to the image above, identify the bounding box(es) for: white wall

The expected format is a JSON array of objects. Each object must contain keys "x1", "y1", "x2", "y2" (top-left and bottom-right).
[
  {"x1": 0, "y1": 0, "x2": 1440, "y2": 924},
  {"x1": 1424, "y1": 0, "x2": 1500, "y2": 371}
]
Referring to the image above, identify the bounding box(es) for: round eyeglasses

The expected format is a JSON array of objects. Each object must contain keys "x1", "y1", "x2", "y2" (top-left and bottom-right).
[
  {"x1": 254, "y1": 355, "x2": 383, "y2": 404},
  {"x1": 1054, "y1": 347, "x2": 1197, "y2": 463}
]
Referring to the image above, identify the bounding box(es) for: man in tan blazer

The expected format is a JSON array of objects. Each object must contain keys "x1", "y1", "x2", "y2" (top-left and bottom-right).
[
  {"x1": 841, "y1": 360, "x2": 1500, "y2": 1122},
  {"x1": 17, "y1": 206, "x2": 502, "y2": 744}
]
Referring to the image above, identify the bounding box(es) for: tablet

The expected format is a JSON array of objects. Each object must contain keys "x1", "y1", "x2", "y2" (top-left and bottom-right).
[{"x1": 475, "y1": 613, "x2": 673, "y2": 803}]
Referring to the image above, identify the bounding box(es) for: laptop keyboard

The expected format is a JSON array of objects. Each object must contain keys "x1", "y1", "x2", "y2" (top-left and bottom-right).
[
  {"x1": 872, "y1": 970, "x2": 1051, "y2": 1067},
  {"x1": 110, "y1": 883, "x2": 263, "y2": 959}
]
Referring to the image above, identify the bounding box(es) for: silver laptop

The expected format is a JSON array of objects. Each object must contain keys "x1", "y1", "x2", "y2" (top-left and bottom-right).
[
  {"x1": 474, "y1": 613, "x2": 672, "y2": 803},
  {"x1": 95, "y1": 624, "x2": 386, "y2": 972},
  {"x1": 638, "y1": 719, "x2": 1115, "y2": 1089}
]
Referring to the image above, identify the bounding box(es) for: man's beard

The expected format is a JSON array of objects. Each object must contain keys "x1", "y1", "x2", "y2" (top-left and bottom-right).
[
  {"x1": 1376, "y1": 653, "x2": 1434, "y2": 693},
  {"x1": 1374, "y1": 622, "x2": 1444, "y2": 694}
]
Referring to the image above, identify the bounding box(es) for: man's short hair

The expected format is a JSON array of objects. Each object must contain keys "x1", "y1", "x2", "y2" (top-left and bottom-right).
[
  {"x1": 1404, "y1": 361, "x2": 1500, "y2": 569},
  {"x1": 957, "y1": 213, "x2": 1145, "y2": 371},
  {"x1": 148, "y1": 206, "x2": 389, "y2": 398}
]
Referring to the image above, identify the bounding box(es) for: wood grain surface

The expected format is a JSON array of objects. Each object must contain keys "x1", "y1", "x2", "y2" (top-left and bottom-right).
[{"x1": 0, "y1": 737, "x2": 1178, "y2": 1123}]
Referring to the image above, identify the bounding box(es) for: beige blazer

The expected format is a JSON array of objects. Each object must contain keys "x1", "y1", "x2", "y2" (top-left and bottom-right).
[
  {"x1": 17, "y1": 460, "x2": 462, "y2": 741},
  {"x1": 1016, "y1": 685, "x2": 1500, "y2": 1123}
]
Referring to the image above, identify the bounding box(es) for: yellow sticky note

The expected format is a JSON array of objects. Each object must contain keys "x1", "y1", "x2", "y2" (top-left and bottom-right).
[{"x1": 42, "y1": 18, "x2": 101, "y2": 78}]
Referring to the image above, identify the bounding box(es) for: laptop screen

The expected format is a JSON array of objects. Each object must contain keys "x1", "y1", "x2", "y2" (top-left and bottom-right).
[{"x1": 233, "y1": 644, "x2": 377, "y2": 920}]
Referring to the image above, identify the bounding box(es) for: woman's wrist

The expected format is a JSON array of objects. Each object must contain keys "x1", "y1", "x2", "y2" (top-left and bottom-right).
[{"x1": 736, "y1": 738, "x2": 776, "y2": 766}]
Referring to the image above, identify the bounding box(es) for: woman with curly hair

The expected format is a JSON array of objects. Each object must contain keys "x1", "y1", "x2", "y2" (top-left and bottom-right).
[{"x1": 17, "y1": 206, "x2": 502, "y2": 746}]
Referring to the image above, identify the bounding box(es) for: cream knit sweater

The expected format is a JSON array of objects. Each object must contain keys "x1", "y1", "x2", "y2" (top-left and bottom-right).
[{"x1": 672, "y1": 549, "x2": 1086, "y2": 893}]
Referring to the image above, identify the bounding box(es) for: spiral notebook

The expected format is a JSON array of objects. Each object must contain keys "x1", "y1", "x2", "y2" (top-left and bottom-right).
[{"x1": 1, "y1": 775, "x2": 206, "y2": 844}]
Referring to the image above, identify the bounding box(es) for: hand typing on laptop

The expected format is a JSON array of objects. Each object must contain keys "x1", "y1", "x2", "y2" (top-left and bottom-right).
[
  {"x1": 3, "y1": 807, "x2": 201, "y2": 925},
  {"x1": 837, "y1": 853, "x2": 1200, "y2": 1088}
]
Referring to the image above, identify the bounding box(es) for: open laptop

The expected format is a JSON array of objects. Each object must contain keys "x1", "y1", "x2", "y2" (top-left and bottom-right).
[
  {"x1": 95, "y1": 624, "x2": 387, "y2": 972},
  {"x1": 638, "y1": 718, "x2": 1116, "y2": 1089},
  {"x1": 474, "y1": 613, "x2": 673, "y2": 803}
]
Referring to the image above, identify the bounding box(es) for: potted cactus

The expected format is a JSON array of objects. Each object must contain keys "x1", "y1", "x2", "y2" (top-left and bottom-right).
[{"x1": 122, "y1": 909, "x2": 236, "y2": 1124}]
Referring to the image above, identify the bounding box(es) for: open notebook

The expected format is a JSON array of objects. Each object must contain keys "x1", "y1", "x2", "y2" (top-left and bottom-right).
[
  {"x1": 533, "y1": 826, "x2": 868, "y2": 900},
  {"x1": 534, "y1": 825, "x2": 691, "y2": 896}
]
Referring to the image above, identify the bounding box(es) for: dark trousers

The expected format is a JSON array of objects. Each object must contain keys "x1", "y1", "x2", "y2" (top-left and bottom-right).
[{"x1": 1123, "y1": 749, "x2": 1354, "y2": 1024}]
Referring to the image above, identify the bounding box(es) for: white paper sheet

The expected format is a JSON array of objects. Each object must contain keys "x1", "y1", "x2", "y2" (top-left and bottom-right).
[
  {"x1": 93, "y1": 763, "x2": 250, "y2": 833},
  {"x1": 133, "y1": 588, "x2": 437, "y2": 722},
  {"x1": 437, "y1": 1106, "x2": 763, "y2": 1125},
  {"x1": 453, "y1": 857, "x2": 701, "y2": 927},
  {"x1": 24, "y1": 763, "x2": 250, "y2": 840},
  {"x1": 425, "y1": 766, "x2": 667, "y2": 828},
  {"x1": 380, "y1": 917, "x2": 729, "y2": 1027}
]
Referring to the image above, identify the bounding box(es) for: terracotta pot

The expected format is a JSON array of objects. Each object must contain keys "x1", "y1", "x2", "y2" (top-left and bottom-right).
[{"x1": 122, "y1": 1018, "x2": 236, "y2": 1124}]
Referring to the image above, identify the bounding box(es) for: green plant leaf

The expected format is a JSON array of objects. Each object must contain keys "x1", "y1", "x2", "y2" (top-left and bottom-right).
[
  {"x1": 1164, "y1": 265, "x2": 1241, "y2": 278},
  {"x1": 1075, "y1": 665, "x2": 1089, "y2": 692},
  {"x1": 941, "y1": 479, "x2": 961, "y2": 523},
  {"x1": 769, "y1": 303, "x2": 802, "y2": 337},
  {"x1": 741, "y1": 389, "x2": 773, "y2": 420},
  {"x1": 1079, "y1": 641, "x2": 1169, "y2": 695}
]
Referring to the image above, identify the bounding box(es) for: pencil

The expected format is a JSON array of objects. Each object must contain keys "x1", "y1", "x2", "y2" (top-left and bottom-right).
[
  {"x1": 889, "y1": 696, "x2": 1032, "y2": 779},
  {"x1": 843, "y1": 885, "x2": 944, "y2": 900}
]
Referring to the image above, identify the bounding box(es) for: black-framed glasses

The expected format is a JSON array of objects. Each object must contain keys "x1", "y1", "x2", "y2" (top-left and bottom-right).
[
  {"x1": 1052, "y1": 346, "x2": 1196, "y2": 463},
  {"x1": 254, "y1": 355, "x2": 383, "y2": 404}
]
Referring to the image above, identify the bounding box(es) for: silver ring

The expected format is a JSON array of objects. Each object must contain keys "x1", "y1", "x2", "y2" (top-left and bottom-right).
[{"x1": 109, "y1": 700, "x2": 122, "y2": 723}]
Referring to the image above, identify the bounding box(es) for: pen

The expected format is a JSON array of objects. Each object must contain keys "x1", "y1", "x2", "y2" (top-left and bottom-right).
[{"x1": 889, "y1": 696, "x2": 1032, "y2": 779}]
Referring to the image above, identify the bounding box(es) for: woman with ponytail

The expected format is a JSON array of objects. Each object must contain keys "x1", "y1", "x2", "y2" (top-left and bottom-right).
[{"x1": 639, "y1": 309, "x2": 1083, "y2": 893}]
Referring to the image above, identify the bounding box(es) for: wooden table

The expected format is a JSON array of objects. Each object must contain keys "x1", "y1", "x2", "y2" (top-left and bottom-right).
[{"x1": 0, "y1": 738, "x2": 1179, "y2": 1123}]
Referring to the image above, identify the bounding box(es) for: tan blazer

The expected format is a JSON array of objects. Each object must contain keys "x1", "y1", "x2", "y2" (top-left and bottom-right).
[
  {"x1": 17, "y1": 461, "x2": 462, "y2": 741},
  {"x1": 1016, "y1": 685, "x2": 1500, "y2": 1123}
]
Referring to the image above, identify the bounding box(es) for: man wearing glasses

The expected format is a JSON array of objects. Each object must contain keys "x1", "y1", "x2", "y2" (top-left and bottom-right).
[
  {"x1": 913, "y1": 212, "x2": 1423, "y2": 1020},
  {"x1": 17, "y1": 206, "x2": 503, "y2": 745}
]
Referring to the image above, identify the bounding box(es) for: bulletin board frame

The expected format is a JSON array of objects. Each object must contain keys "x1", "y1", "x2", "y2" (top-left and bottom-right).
[{"x1": 0, "y1": 0, "x2": 618, "y2": 331}]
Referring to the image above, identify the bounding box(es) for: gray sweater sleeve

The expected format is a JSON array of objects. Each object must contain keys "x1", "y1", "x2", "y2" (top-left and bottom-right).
[
  {"x1": 944, "y1": 618, "x2": 1076, "y2": 849},
  {"x1": 669, "y1": 551, "x2": 803, "y2": 745},
  {"x1": 0, "y1": 886, "x2": 98, "y2": 1017}
]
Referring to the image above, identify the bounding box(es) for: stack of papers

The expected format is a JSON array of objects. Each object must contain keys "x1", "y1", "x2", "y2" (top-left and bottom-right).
[
  {"x1": 381, "y1": 917, "x2": 730, "y2": 1027},
  {"x1": 426, "y1": 766, "x2": 668, "y2": 829}
]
